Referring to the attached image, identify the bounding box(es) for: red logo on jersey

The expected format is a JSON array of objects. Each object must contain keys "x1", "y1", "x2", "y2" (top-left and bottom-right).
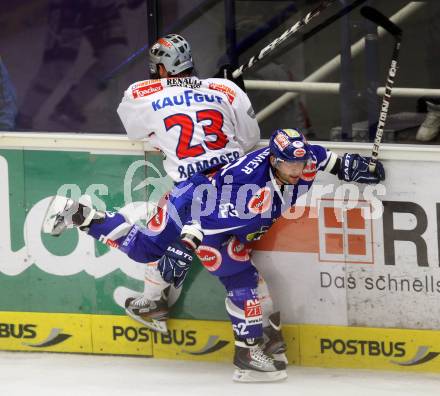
[
  {"x1": 147, "y1": 196, "x2": 168, "y2": 233},
  {"x1": 132, "y1": 79, "x2": 161, "y2": 89},
  {"x1": 196, "y1": 246, "x2": 222, "y2": 272},
  {"x1": 227, "y1": 237, "x2": 250, "y2": 262},
  {"x1": 208, "y1": 83, "x2": 236, "y2": 104},
  {"x1": 244, "y1": 299, "x2": 262, "y2": 318},
  {"x1": 248, "y1": 187, "x2": 272, "y2": 215},
  {"x1": 132, "y1": 80, "x2": 163, "y2": 99},
  {"x1": 301, "y1": 160, "x2": 317, "y2": 182}
]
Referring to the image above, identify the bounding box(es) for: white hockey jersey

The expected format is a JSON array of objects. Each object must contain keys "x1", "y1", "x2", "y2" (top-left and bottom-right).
[{"x1": 117, "y1": 76, "x2": 260, "y2": 182}]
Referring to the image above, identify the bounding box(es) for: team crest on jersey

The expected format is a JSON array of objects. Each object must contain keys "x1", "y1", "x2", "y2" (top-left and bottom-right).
[
  {"x1": 301, "y1": 160, "x2": 317, "y2": 181},
  {"x1": 248, "y1": 187, "x2": 272, "y2": 215},
  {"x1": 227, "y1": 237, "x2": 250, "y2": 262},
  {"x1": 132, "y1": 80, "x2": 163, "y2": 99},
  {"x1": 208, "y1": 83, "x2": 236, "y2": 104},
  {"x1": 196, "y1": 246, "x2": 222, "y2": 272}
]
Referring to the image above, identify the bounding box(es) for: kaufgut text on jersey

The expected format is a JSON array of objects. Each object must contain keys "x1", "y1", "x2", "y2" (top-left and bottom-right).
[{"x1": 152, "y1": 89, "x2": 223, "y2": 111}]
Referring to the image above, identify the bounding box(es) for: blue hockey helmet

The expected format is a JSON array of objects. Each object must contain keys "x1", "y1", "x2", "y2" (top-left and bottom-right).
[{"x1": 269, "y1": 128, "x2": 312, "y2": 163}]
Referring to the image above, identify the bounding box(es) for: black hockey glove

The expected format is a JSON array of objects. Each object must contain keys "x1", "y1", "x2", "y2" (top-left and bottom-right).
[
  {"x1": 158, "y1": 240, "x2": 195, "y2": 288},
  {"x1": 214, "y1": 64, "x2": 246, "y2": 92},
  {"x1": 338, "y1": 153, "x2": 385, "y2": 184}
]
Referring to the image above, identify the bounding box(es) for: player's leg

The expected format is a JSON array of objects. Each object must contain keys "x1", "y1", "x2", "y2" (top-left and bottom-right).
[
  {"x1": 42, "y1": 194, "x2": 182, "y2": 332},
  {"x1": 123, "y1": 189, "x2": 201, "y2": 333},
  {"x1": 42, "y1": 195, "x2": 169, "y2": 259},
  {"x1": 124, "y1": 260, "x2": 171, "y2": 334},
  {"x1": 205, "y1": 236, "x2": 287, "y2": 363},
  {"x1": 219, "y1": 266, "x2": 287, "y2": 382},
  {"x1": 198, "y1": 237, "x2": 286, "y2": 382},
  {"x1": 257, "y1": 273, "x2": 288, "y2": 363}
]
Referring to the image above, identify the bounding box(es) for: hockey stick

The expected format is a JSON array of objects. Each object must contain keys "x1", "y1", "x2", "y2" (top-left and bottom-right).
[
  {"x1": 101, "y1": 0, "x2": 358, "y2": 84},
  {"x1": 233, "y1": 0, "x2": 367, "y2": 78},
  {"x1": 360, "y1": 6, "x2": 402, "y2": 173},
  {"x1": 232, "y1": 0, "x2": 337, "y2": 79}
]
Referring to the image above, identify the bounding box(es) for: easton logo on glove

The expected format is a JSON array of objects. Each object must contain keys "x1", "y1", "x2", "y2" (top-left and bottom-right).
[
  {"x1": 166, "y1": 245, "x2": 193, "y2": 262},
  {"x1": 338, "y1": 153, "x2": 385, "y2": 184}
]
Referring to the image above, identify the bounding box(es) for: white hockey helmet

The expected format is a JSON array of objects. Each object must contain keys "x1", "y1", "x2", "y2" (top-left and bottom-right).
[{"x1": 149, "y1": 34, "x2": 193, "y2": 76}]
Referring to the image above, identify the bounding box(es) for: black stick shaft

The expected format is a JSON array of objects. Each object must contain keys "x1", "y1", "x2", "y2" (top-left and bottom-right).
[
  {"x1": 369, "y1": 39, "x2": 401, "y2": 172},
  {"x1": 232, "y1": 0, "x2": 336, "y2": 78}
]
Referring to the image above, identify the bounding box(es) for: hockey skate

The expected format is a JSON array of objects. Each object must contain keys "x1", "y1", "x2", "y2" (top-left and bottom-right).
[
  {"x1": 263, "y1": 311, "x2": 288, "y2": 364},
  {"x1": 233, "y1": 338, "x2": 287, "y2": 383},
  {"x1": 124, "y1": 292, "x2": 169, "y2": 334},
  {"x1": 42, "y1": 195, "x2": 103, "y2": 236}
]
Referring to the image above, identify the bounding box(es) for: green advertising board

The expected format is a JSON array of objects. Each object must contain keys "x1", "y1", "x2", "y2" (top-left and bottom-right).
[{"x1": 0, "y1": 147, "x2": 227, "y2": 321}]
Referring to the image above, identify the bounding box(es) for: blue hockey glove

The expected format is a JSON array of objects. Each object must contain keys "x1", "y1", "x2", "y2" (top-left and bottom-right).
[
  {"x1": 157, "y1": 240, "x2": 195, "y2": 288},
  {"x1": 338, "y1": 153, "x2": 385, "y2": 184}
]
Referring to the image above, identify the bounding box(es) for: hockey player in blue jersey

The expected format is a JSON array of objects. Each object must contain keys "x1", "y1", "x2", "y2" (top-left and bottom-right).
[{"x1": 43, "y1": 128, "x2": 385, "y2": 382}]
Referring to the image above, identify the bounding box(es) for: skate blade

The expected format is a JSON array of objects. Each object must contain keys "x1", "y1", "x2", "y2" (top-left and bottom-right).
[
  {"x1": 232, "y1": 368, "x2": 287, "y2": 383},
  {"x1": 273, "y1": 352, "x2": 288, "y2": 365},
  {"x1": 125, "y1": 308, "x2": 168, "y2": 334},
  {"x1": 42, "y1": 195, "x2": 68, "y2": 235}
]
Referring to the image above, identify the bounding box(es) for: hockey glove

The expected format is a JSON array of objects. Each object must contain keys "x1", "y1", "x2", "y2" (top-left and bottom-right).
[
  {"x1": 338, "y1": 153, "x2": 385, "y2": 184},
  {"x1": 157, "y1": 240, "x2": 194, "y2": 289},
  {"x1": 214, "y1": 64, "x2": 246, "y2": 92}
]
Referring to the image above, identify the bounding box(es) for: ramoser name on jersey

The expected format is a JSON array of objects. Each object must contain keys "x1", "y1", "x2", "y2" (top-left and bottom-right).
[
  {"x1": 178, "y1": 151, "x2": 240, "y2": 179},
  {"x1": 152, "y1": 89, "x2": 223, "y2": 111}
]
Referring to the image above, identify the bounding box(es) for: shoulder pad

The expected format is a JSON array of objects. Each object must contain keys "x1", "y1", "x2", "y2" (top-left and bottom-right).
[{"x1": 206, "y1": 78, "x2": 238, "y2": 104}]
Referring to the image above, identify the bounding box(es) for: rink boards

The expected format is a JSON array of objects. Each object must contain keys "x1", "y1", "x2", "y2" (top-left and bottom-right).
[
  {"x1": 2, "y1": 311, "x2": 440, "y2": 373},
  {"x1": 1, "y1": 133, "x2": 440, "y2": 373}
]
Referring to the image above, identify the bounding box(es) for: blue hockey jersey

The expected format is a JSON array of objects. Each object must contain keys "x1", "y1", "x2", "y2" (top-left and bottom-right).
[{"x1": 185, "y1": 144, "x2": 337, "y2": 243}]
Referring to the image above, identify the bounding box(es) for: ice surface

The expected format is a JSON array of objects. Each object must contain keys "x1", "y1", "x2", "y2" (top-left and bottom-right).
[{"x1": 1, "y1": 351, "x2": 440, "y2": 396}]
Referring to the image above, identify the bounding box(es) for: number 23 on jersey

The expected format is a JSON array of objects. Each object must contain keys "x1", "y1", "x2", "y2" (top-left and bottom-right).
[{"x1": 164, "y1": 109, "x2": 229, "y2": 160}]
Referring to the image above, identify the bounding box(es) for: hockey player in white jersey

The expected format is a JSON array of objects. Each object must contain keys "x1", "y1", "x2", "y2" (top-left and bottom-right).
[
  {"x1": 116, "y1": 34, "x2": 285, "y2": 361},
  {"x1": 117, "y1": 33, "x2": 259, "y2": 182}
]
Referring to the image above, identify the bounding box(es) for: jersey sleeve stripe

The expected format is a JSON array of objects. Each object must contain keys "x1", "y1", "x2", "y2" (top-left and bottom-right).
[{"x1": 321, "y1": 151, "x2": 338, "y2": 172}]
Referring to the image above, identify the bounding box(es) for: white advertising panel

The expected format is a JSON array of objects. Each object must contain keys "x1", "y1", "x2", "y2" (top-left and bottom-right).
[{"x1": 253, "y1": 159, "x2": 440, "y2": 329}]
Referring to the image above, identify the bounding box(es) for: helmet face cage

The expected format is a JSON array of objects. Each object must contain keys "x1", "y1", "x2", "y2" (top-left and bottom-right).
[
  {"x1": 269, "y1": 128, "x2": 311, "y2": 164},
  {"x1": 149, "y1": 34, "x2": 193, "y2": 76}
]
